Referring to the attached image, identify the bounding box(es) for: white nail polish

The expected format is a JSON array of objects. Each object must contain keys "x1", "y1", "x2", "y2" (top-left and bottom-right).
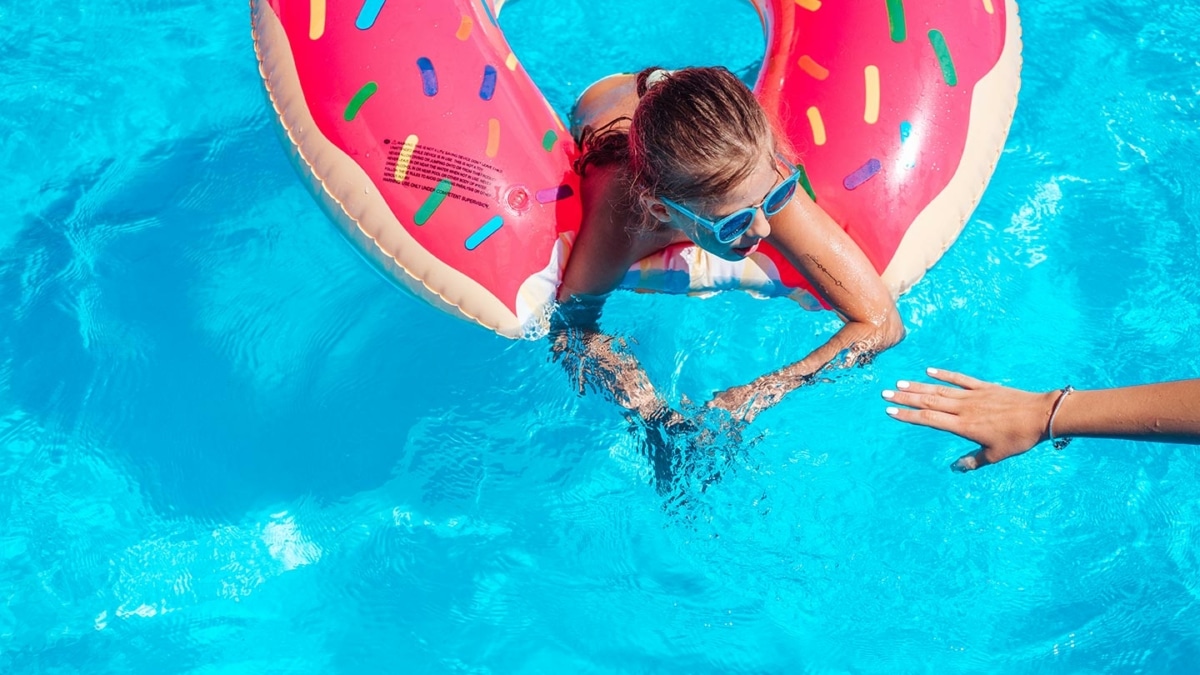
[
  {"x1": 927, "y1": 367, "x2": 939, "y2": 375},
  {"x1": 885, "y1": 406, "x2": 899, "y2": 416},
  {"x1": 882, "y1": 390, "x2": 895, "y2": 399},
  {"x1": 897, "y1": 381, "x2": 910, "y2": 389}
]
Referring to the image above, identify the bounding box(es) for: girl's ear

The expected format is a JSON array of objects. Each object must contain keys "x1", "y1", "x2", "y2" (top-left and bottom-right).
[{"x1": 639, "y1": 194, "x2": 673, "y2": 223}]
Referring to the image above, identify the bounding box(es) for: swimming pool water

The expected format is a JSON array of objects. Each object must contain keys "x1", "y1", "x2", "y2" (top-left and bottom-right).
[{"x1": 2, "y1": 0, "x2": 1199, "y2": 671}]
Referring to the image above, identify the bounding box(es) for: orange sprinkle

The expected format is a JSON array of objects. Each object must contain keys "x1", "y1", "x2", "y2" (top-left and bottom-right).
[
  {"x1": 505, "y1": 52, "x2": 518, "y2": 71},
  {"x1": 797, "y1": 55, "x2": 829, "y2": 80},
  {"x1": 795, "y1": 0, "x2": 821, "y2": 11},
  {"x1": 455, "y1": 16, "x2": 473, "y2": 40},
  {"x1": 486, "y1": 118, "x2": 501, "y2": 158},
  {"x1": 982, "y1": 0, "x2": 995, "y2": 13}
]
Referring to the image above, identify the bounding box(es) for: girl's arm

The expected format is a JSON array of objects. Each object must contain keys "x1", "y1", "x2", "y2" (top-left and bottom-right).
[
  {"x1": 708, "y1": 190, "x2": 906, "y2": 421},
  {"x1": 549, "y1": 294, "x2": 668, "y2": 420}
]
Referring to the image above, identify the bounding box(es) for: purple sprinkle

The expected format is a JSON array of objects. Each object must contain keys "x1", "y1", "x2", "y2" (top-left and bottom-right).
[
  {"x1": 843, "y1": 158, "x2": 882, "y2": 190},
  {"x1": 535, "y1": 184, "x2": 574, "y2": 204}
]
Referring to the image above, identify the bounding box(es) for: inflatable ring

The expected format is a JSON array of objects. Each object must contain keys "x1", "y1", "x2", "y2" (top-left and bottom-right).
[{"x1": 251, "y1": 0, "x2": 1021, "y2": 337}]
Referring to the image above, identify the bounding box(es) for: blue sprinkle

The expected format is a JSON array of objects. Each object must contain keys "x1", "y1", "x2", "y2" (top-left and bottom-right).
[
  {"x1": 465, "y1": 215, "x2": 503, "y2": 250},
  {"x1": 417, "y1": 57, "x2": 438, "y2": 97},
  {"x1": 355, "y1": 0, "x2": 386, "y2": 30},
  {"x1": 900, "y1": 121, "x2": 912, "y2": 144},
  {"x1": 479, "y1": 65, "x2": 497, "y2": 101}
]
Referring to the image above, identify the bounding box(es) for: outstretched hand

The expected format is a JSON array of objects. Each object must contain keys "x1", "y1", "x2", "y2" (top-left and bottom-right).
[{"x1": 883, "y1": 368, "x2": 1060, "y2": 472}]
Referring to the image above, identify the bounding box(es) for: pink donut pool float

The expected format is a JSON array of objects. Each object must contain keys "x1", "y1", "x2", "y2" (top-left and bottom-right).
[{"x1": 251, "y1": 0, "x2": 1022, "y2": 336}]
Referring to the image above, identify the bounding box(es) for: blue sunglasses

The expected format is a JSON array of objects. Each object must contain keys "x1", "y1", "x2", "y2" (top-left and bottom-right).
[{"x1": 660, "y1": 156, "x2": 803, "y2": 244}]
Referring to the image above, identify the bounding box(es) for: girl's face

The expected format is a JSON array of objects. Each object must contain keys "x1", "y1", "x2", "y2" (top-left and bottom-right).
[{"x1": 649, "y1": 152, "x2": 785, "y2": 262}]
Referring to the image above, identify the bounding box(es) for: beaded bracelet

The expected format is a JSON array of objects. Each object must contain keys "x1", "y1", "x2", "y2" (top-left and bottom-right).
[{"x1": 1047, "y1": 385, "x2": 1075, "y2": 450}]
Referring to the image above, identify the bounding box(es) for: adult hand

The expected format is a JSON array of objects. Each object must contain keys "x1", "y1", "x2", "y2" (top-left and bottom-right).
[{"x1": 883, "y1": 368, "x2": 1060, "y2": 472}]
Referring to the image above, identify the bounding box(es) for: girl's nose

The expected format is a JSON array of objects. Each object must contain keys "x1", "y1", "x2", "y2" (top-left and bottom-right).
[{"x1": 747, "y1": 208, "x2": 772, "y2": 239}]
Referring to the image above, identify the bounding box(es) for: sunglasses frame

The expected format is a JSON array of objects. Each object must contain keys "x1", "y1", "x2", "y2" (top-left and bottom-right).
[{"x1": 660, "y1": 155, "x2": 803, "y2": 245}]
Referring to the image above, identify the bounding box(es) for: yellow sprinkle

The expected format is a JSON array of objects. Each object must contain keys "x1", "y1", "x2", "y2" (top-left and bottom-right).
[
  {"x1": 864, "y1": 65, "x2": 880, "y2": 124},
  {"x1": 455, "y1": 16, "x2": 473, "y2": 40},
  {"x1": 982, "y1": 0, "x2": 995, "y2": 13},
  {"x1": 505, "y1": 52, "x2": 518, "y2": 71},
  {"x1": 806, "y1": 106, "x2": 826, "y2": 146},
  {"x1": 393, "y1": 134, "x2": 419, "y2": 182},
  {"x1": 795, "y1": 0, "x2": 821, "y2": 11},
  {"x1": 309, "y1": 0, "x2": 326, "y2": 40},
  {"x1": 797, "y1": 55, "x2": 829, "y2": 80},
  {"x1": 486, "y1": 119, "x2": 500, "y2": 158}
]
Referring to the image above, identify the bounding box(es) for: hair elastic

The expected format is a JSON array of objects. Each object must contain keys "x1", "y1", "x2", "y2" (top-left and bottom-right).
[
  {"x1": 645, "y1": 68, "x2": 670, "y2": 89},
  {"x1": 1047, "y1": 385, "x2": 1075, "y2": 450}
]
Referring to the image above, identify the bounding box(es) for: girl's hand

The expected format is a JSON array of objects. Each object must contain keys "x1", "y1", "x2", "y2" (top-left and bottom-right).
[
  {"x1": 883, "y1": 368, "x2": 1059, "y2": 472},
  {"x1": 707, "y1": 376, "x2": 792, "y2": 424}
]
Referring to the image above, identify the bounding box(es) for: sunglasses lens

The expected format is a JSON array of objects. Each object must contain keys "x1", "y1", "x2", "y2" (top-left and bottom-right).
[
  {"x1": 717, "y1": 211, "x2": 755, "y2": 242},
  {"x1": 764, "y1": 178, "x2": 798, "y2": 215}
]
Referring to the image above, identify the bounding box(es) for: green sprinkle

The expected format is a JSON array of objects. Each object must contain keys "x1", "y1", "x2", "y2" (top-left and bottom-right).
[
  {"x1": 928, "y1": 30, "x2": 958, "y2": 86},
  {"x1": 886, "y1": 0, "x2": 907, "y2": 43},
  {"x1": 796, "y1": 164, "x2": 817, "y2": 203},
  {"x1": 541, "y1": 130, "x2": 557, "y2": 152},
  {"x1": 414, "y1": 179, "x2": 452, "y2": 225},
  {"x1": 344, "y1": 81, "x2": 378, "y2": 121}
]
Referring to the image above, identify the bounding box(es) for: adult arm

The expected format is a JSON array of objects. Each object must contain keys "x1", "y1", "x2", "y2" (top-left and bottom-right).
[
  {"x1": 883, "y1": 368, "x2": 1200, "y2": 471},
  {"x1": 708, "y1": 190, "x2": 906, "y2": 421}
]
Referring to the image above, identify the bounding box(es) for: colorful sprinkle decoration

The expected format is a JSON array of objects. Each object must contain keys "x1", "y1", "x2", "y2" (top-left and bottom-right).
[
  {"x1": 355, "y1": 0, "x2": 385, "y2": 30},
  {"x1": 864, "y1": 65, "x2": 880, "y2": 124},
  {"x1": 479, "y1": 65, "x2": 497, "y2": 100},
  {"x1": 806, "y1": 106, "x2": 827, "y2": 146},
  {"x1": 486, "y1": 118, "x2": 501, "y2": 158},
  {"x1": 886, "y1": 0, "x2": 907, "y2": 43},
  {"x1": 309, "y1": 0, "x2": 326, "y2": 40},
  {"x1": 417, "y1": 57, "x2": 438, "y2": 97},
  {"x1": 797, "y1": 55, "x2": 829, "y2": 80},
  {"x1": 455, "y1": 16, "x2": 473, "y2": 40},
  {"x1": 928, "y1": 30, "x2": 958, "y2": 86},
  {"x1": 541, "y1": 130, "x2": 557, "y2": 152},
  {"x1": 344, "y1": 82, "x2": 378, "y2": 121},
  {"x1": 414, "y1": 179, "x2": 452, "y2": 225},
  {"x1": 392, "y1": 134, "x2": 419, "y2": 183},
  {"x1": 844, "y1": 159, "x2": 882, "y2": 190},
  {"x1": 465, "y1": 215, "x2": 504, "y2": 250},
  {"x1": 536, "y1": 185, "x2": 574, "y2": 204}
]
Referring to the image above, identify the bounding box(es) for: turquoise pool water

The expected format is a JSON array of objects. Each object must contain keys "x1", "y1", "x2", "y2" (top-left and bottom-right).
[{"x1": 2, "y1": 0, "x2": 1199, "y2": 671}]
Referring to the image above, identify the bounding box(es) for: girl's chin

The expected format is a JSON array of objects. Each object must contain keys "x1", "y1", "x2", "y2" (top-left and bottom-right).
[{"x1": 730, "y1": 241, "x2": 760, "y2": 258}]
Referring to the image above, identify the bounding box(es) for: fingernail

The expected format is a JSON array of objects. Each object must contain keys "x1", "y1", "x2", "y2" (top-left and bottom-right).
[
  {"x1": 882, "y1": 390, "x2": 895, "y2": 399},
  {"x1": 897, "y1": 380, "x2": 910, "y2": 389},
  {"x1": 885, "y1": 406, "x2": 899, "y2": 416},
  {"x1": 926, "y1": 367, "x2": 939, "y2": 375}
]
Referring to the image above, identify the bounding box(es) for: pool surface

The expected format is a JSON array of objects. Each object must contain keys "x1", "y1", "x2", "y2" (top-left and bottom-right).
[{"x1": 2, "y1": 0, "x2": 1199, "y2": 671}]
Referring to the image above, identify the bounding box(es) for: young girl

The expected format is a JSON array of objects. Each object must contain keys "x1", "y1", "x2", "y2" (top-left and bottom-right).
[{"x1": 554, "y1": 66, "x2": 904, "y2": 424}]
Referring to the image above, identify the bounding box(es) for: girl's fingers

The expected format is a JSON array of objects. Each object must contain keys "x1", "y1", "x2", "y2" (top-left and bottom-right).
[
  {"x1": 884, "y1": 405, "x2": 962, "y2": 435},
  {"x1": 882, "y1": 389, "x2": 963, "y2": 414},
  {"x1": 925, "y1": 368, "x2": 991, "y2": 390}
]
